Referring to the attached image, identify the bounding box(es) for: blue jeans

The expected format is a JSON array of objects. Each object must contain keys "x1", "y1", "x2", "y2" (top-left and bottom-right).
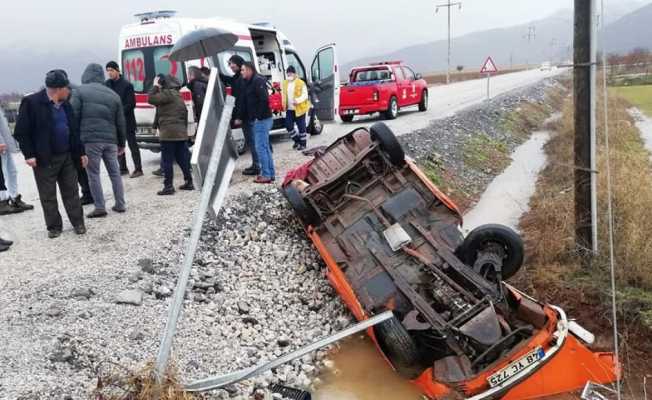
[
  {"x1": 161, "y1": 141, "x2": 193, "y2": 188},
  {"x1": 85, "y1": 142, "x2": 126, "y2": 211},
  {"x1": 251, "y1": 118, "x2": 275, "y2": 179},
  {"x1": 0, "y1": 152, "x2": 18, "y2": 200},
  {"x1": 242, "y1": 122, "x2": 259, "y2": 168}
]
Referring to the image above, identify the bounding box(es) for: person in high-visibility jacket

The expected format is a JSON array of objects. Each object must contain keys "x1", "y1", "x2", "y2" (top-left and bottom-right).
[{"x1": 282, "y1": 66, "x2": 310, "y2": 151}]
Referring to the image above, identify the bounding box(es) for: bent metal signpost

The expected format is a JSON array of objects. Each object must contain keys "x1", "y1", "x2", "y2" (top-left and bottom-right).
[{"x1": 481, "y1": 56, "x2": 498, "y2": 100}]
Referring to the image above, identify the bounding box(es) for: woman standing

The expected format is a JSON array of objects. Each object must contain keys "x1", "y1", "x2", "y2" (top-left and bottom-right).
[{"x1": 148, "y1": 75, "x2": 194, "y2": 195}]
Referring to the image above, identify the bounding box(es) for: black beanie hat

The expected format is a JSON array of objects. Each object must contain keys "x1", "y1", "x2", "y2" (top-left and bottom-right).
[
  {"x1": 106, "y1": 61, "x2": 120, "y2": 71},
  {"x1": 228, "y1": 54, "x2": 244, "y2": 68},
  {"x1": 286, "y1": 66, "x2": 296, "y2": 74},
  {"x1": 45, "y1": 69, "x2": 70, "y2": 88}
]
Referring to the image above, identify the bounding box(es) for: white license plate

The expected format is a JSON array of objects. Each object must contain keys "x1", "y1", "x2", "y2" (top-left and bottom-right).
[
  {"x1": 344, "y1": 109, "x2": 358, "y2": 115},
  {"x1": 487, "y1": 347, "x2": 545, "y2": 388}
]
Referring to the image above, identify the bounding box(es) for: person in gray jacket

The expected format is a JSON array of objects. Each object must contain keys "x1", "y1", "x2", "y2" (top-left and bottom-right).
[
  {"x1": 71, "y1": 63, "x2": 127, "y2": 218},
  {"x1": 0, "y1": 105, "x2": 33, "y2": 215}
]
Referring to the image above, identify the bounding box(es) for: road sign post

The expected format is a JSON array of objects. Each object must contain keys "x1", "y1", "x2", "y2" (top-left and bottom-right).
[{"x1": 480, "y1": 56, "x2": 498, "y2": 101}]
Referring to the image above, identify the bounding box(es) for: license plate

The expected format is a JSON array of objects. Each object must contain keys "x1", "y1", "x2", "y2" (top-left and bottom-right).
[
  {"x1": 487, "y1": 347, "x2": 544, "y2": 388},
  {"x1": 344, "y1": 109, "x2": 358, "y2": 115}
]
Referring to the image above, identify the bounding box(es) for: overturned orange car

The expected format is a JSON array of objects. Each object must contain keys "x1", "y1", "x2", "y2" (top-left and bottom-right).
[{"x1": 282, "y1": 123, "x2": 618, "y2": 399}]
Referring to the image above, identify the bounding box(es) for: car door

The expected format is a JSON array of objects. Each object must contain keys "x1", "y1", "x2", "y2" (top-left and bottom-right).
[
  {"x1": 401, "y1": 67, "x2": 420, "y2": 105},
  {"x1": 392, "y1": 66, "x2": 409, "y2": 107},
  {"x1": 310, "y1": 44, "x2": 340, "y2": 121}
]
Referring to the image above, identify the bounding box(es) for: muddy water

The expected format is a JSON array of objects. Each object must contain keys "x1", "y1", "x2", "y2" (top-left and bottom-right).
[
  {"x1": 462, "y1": 130, "x2": 552, "y2": 232},
  {"x1": 313, "y1": 336, "x2": 424, "y2": 400}
]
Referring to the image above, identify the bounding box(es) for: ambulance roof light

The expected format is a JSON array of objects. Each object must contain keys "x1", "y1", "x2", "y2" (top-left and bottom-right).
[{"x1": 134, "y1": 10, "x2": 177, "y2": 23}]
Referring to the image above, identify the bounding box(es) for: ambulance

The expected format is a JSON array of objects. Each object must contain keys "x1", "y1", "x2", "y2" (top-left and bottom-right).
[{"x1": 118, "y1": 10, "x2": 339, "y2": 153}]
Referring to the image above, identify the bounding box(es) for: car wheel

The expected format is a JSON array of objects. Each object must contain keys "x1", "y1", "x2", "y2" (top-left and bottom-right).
[
  {"x1": 457, "y1": 224, "x2": 525, "y2": 282},
  {"x1": 284, "y1": 185, "x2": 321, "y2": 227},
  {"x1": 385, "y1": 96, "x2": 399, "y2": 120},
  {"x1": 418, "y1": 90, "x2": 428, "y2": 112},
  {"x1": 341, "y1": 115, "x2": 354, "y2": 123},
  {"x1": 370, "y1": 122, "x2": 405, "y2": 166},
  {"x1": 374, "y1": 316, "x2": 423, "y2": 379},
  {"x1": 235, "y1": 139, "x2": 247, "y2": 155}
]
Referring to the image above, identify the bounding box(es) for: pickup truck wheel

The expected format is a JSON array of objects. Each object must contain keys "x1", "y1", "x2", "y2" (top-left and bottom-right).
[
  {"x1": 418, "y1": 90, "x2": 428, "y2": 112},
  {"x1": 385, "y1": 97, "x2": 399, "y2": 120},
  {"x1": 374, "y1": 316, "x2": 423, "y2": 379},
  {"x1": 457, "y1": 224, "x2": 525, "y2": 282},
  {"x1": 284, "y1": 185, "x2": 321, "y2": 227},
  {"x1": 341, "y1": 115, "x2": 354, "y2": 123},
  {"x1": 370, "y1": 122, "x2": 405, "y2": 166}
]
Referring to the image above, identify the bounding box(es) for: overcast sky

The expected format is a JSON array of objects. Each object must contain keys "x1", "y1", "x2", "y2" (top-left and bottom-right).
[{"x1": 2, "y1": 0, "x2": 581, "y2": 60}]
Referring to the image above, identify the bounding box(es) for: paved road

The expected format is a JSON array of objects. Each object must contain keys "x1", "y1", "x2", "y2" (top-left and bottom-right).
[{"x1": 230, "y1": 67, "x2": 564, "y2": 194}]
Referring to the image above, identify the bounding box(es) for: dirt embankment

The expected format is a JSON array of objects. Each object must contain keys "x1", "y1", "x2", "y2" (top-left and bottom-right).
[{"x1": 516, "y1": 91, "x2": 652, "y2": 396}]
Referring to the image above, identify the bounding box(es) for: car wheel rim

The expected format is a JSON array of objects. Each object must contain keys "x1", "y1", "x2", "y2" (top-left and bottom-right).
[
  {"x1": 424, "y1": 93, "x2": 428, "y2": 107},
  {"x1": 392, "y1": 101, "x2": 398, "y2": 116}
]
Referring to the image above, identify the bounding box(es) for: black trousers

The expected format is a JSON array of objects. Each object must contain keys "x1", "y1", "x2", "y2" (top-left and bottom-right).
[
  {"x1": 161, "y1": 141, "x2": 192, "y2": 188},
  {"x1": 118, "y1": 129, "x2": 142, "y2": 172},
  {"x1": 0, "y1": 160, "x2": 5, "y2": 191},
  {"x1": 33, "y1": 153, "x2": 84, "y2": 232}
]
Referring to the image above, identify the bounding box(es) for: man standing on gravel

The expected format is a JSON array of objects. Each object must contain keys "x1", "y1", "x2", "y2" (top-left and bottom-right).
[
  {"x1": 14, "y1": 70, "x2": 87, "y2": 238},
  {"x1": 72, "y1": 63, "x2": 127, "y2": 219},
  {"x1": 105, "y1": 61, "x2": 143, "y2": 178}
]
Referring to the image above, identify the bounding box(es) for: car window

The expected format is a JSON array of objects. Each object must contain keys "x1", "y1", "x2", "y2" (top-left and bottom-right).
[
  {"x1": 123, "y1": 49, "x2": 145, "y2": 92},
  {"x1": 286, "y1": 52, "x2": 307, "y2": 81},
  {"x1": 402, "y1": 67, "x2": 416, "y2": 81},
  {"x1": 312, "y1": 47, "x2": 334, "y2": 82},
  {"x1": 393, "y1": 67, "x2": 406, "y2": 81},
  {"x1": 216, "y1": 48, "x2": 254, "y2": 77},
  {"x1": 153, "y1": 47, "x2": 185, "y2": 84}
]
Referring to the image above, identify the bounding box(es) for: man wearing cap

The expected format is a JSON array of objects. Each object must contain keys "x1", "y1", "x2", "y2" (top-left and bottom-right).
[
  {"x1": 14, "y1": 70, "x2": 87, "y2": 238},
  {"x1": 105, "y1": 61, "x2": 142, "y2": 178}
]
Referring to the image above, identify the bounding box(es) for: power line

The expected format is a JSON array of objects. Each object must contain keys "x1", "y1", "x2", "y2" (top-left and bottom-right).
[{"x1": 435, "y1": 0, "x2": 462, "y2": 85}]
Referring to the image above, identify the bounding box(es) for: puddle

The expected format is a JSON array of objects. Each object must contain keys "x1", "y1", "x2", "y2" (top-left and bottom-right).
[
  {"x1": 462, "y1": 124, "x2": 555, "y2": 232},
  {"x1": 313, "y1": 336, "x2": 423, "y2": 400},
  {"x1": 628, "y1": 108, "x2": 652, "y2": 157}
]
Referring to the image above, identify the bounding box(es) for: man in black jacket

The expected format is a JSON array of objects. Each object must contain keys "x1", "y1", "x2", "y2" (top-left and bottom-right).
[
  {"x1": 106, "y1": 61, "x2": 142, "y2": 178},
  {"x1": 14, "y1": 70, "x2": 87, "y2": 238},
  {"x1": 187, "y1": 66, "x2": 208, "y2": 128},
  {"x1": 239, "y1": 62, "x2": 275, "y2": 184}
]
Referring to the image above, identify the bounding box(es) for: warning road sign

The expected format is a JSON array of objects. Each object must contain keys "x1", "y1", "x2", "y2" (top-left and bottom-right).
[{"x1": 480, "y1": 57, "x2": 498, "y2": 74}]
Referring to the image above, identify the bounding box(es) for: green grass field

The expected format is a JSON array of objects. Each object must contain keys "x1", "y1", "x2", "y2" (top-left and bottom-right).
[{"x1": 611, "y1": 85, "x2": 652, "y2": 117}]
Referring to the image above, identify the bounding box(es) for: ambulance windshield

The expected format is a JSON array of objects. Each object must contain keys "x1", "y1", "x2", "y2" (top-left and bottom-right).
[{"x1": 122, "y1": 46, "x2": 186, "y2": 92}]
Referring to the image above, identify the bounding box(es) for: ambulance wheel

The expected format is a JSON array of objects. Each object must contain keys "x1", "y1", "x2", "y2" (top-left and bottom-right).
[
  {"x1": 374, "y1": 316, "x2": 423, "y2": 379},
  {"x1": 285, "y1": 185, "x2": 320, "y2": 227},
  {"x1": 341, "y1": 115, "x2": 354, "y2": 123},
  {"x1": 370, "y1": 122, "x2": 405, "y2": 166},
  {"x1": 419, "y1": 90, "x2": 429, "y2": 112},
  {"x1": 457, "y1": 224, "x2": 525, "y2": 282},
  {"x1": 385, "y1": 96, "x2": 399, "y2": 120}
]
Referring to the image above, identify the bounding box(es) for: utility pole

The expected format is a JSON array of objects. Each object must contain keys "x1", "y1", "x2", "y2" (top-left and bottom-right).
[
  {"x1": 574, "y1": 0, "x2": 598, "y2": 257},
  {"x1": 436, "y1": 0, "x2": 462, "y2": 84},
  {"x1": 523, "y1": 26, "x2": 536, "y2": 69}
]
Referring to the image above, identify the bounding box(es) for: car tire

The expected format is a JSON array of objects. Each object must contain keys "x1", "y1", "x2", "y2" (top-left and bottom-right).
[
  {"x1": 341, "y1": 115, "x2": 354, "y2": 123},
  {"x1": 457, "y1": 224, "x2": 525, "y2": 282},
  {"x1": 418, "y1": 90, "x2": 428, "y2": 112},
  {"x1": 385, "y1": 96, "x2": 399, "y2": 120},
  {"x1": 370, "y1": 122, "x2": 405, "y2": 166},
  {"x1": 284, "y1": 185, "x2": 321, "y2": 227},
  {"x1": 374, "y1": 316, "x2": 423, "y2": 379},
  {"x1": 235, "y1": 139, "x2": 247, "y2": 155}
]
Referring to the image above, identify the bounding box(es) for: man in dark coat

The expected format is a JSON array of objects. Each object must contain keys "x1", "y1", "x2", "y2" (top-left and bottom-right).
[
  {"x1": 106, "y1": 61, "x2": 142, "y2": 178},
  {"x1": 187, "y1": 66, "x2": 208, "y2": 127},
  {"x1": 224, "y1": 55, "x2": 260, "y2": 176},
  {"x1": 14, "y1": 70, "x2": 87, "y2": 238},
  {"x1": 72, "y1": 63, "x2": 127, "y2": 219}
]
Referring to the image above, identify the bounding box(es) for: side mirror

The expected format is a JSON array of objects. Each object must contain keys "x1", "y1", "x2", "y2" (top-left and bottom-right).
[{"x1": 415, "y1": 73, "x2": 423, "y2": 80}]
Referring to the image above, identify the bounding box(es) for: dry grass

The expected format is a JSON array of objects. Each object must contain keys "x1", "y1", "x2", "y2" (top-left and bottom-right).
[{"x1": 92, "y1": 362, "x2": 198, "y2": 400}]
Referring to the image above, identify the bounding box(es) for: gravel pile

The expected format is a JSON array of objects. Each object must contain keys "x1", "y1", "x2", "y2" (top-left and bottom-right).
[
  {"x1": 399, "y1": 78, "x2": 563, "y2": 206},
  {"x1": 0, "y1": 187, "x2": 349, "y2": 400}
]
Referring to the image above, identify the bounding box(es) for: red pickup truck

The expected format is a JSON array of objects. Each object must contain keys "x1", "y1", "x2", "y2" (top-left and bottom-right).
[{"x1": 339, "y1": 61, "x2": 429, "y2": 122}]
